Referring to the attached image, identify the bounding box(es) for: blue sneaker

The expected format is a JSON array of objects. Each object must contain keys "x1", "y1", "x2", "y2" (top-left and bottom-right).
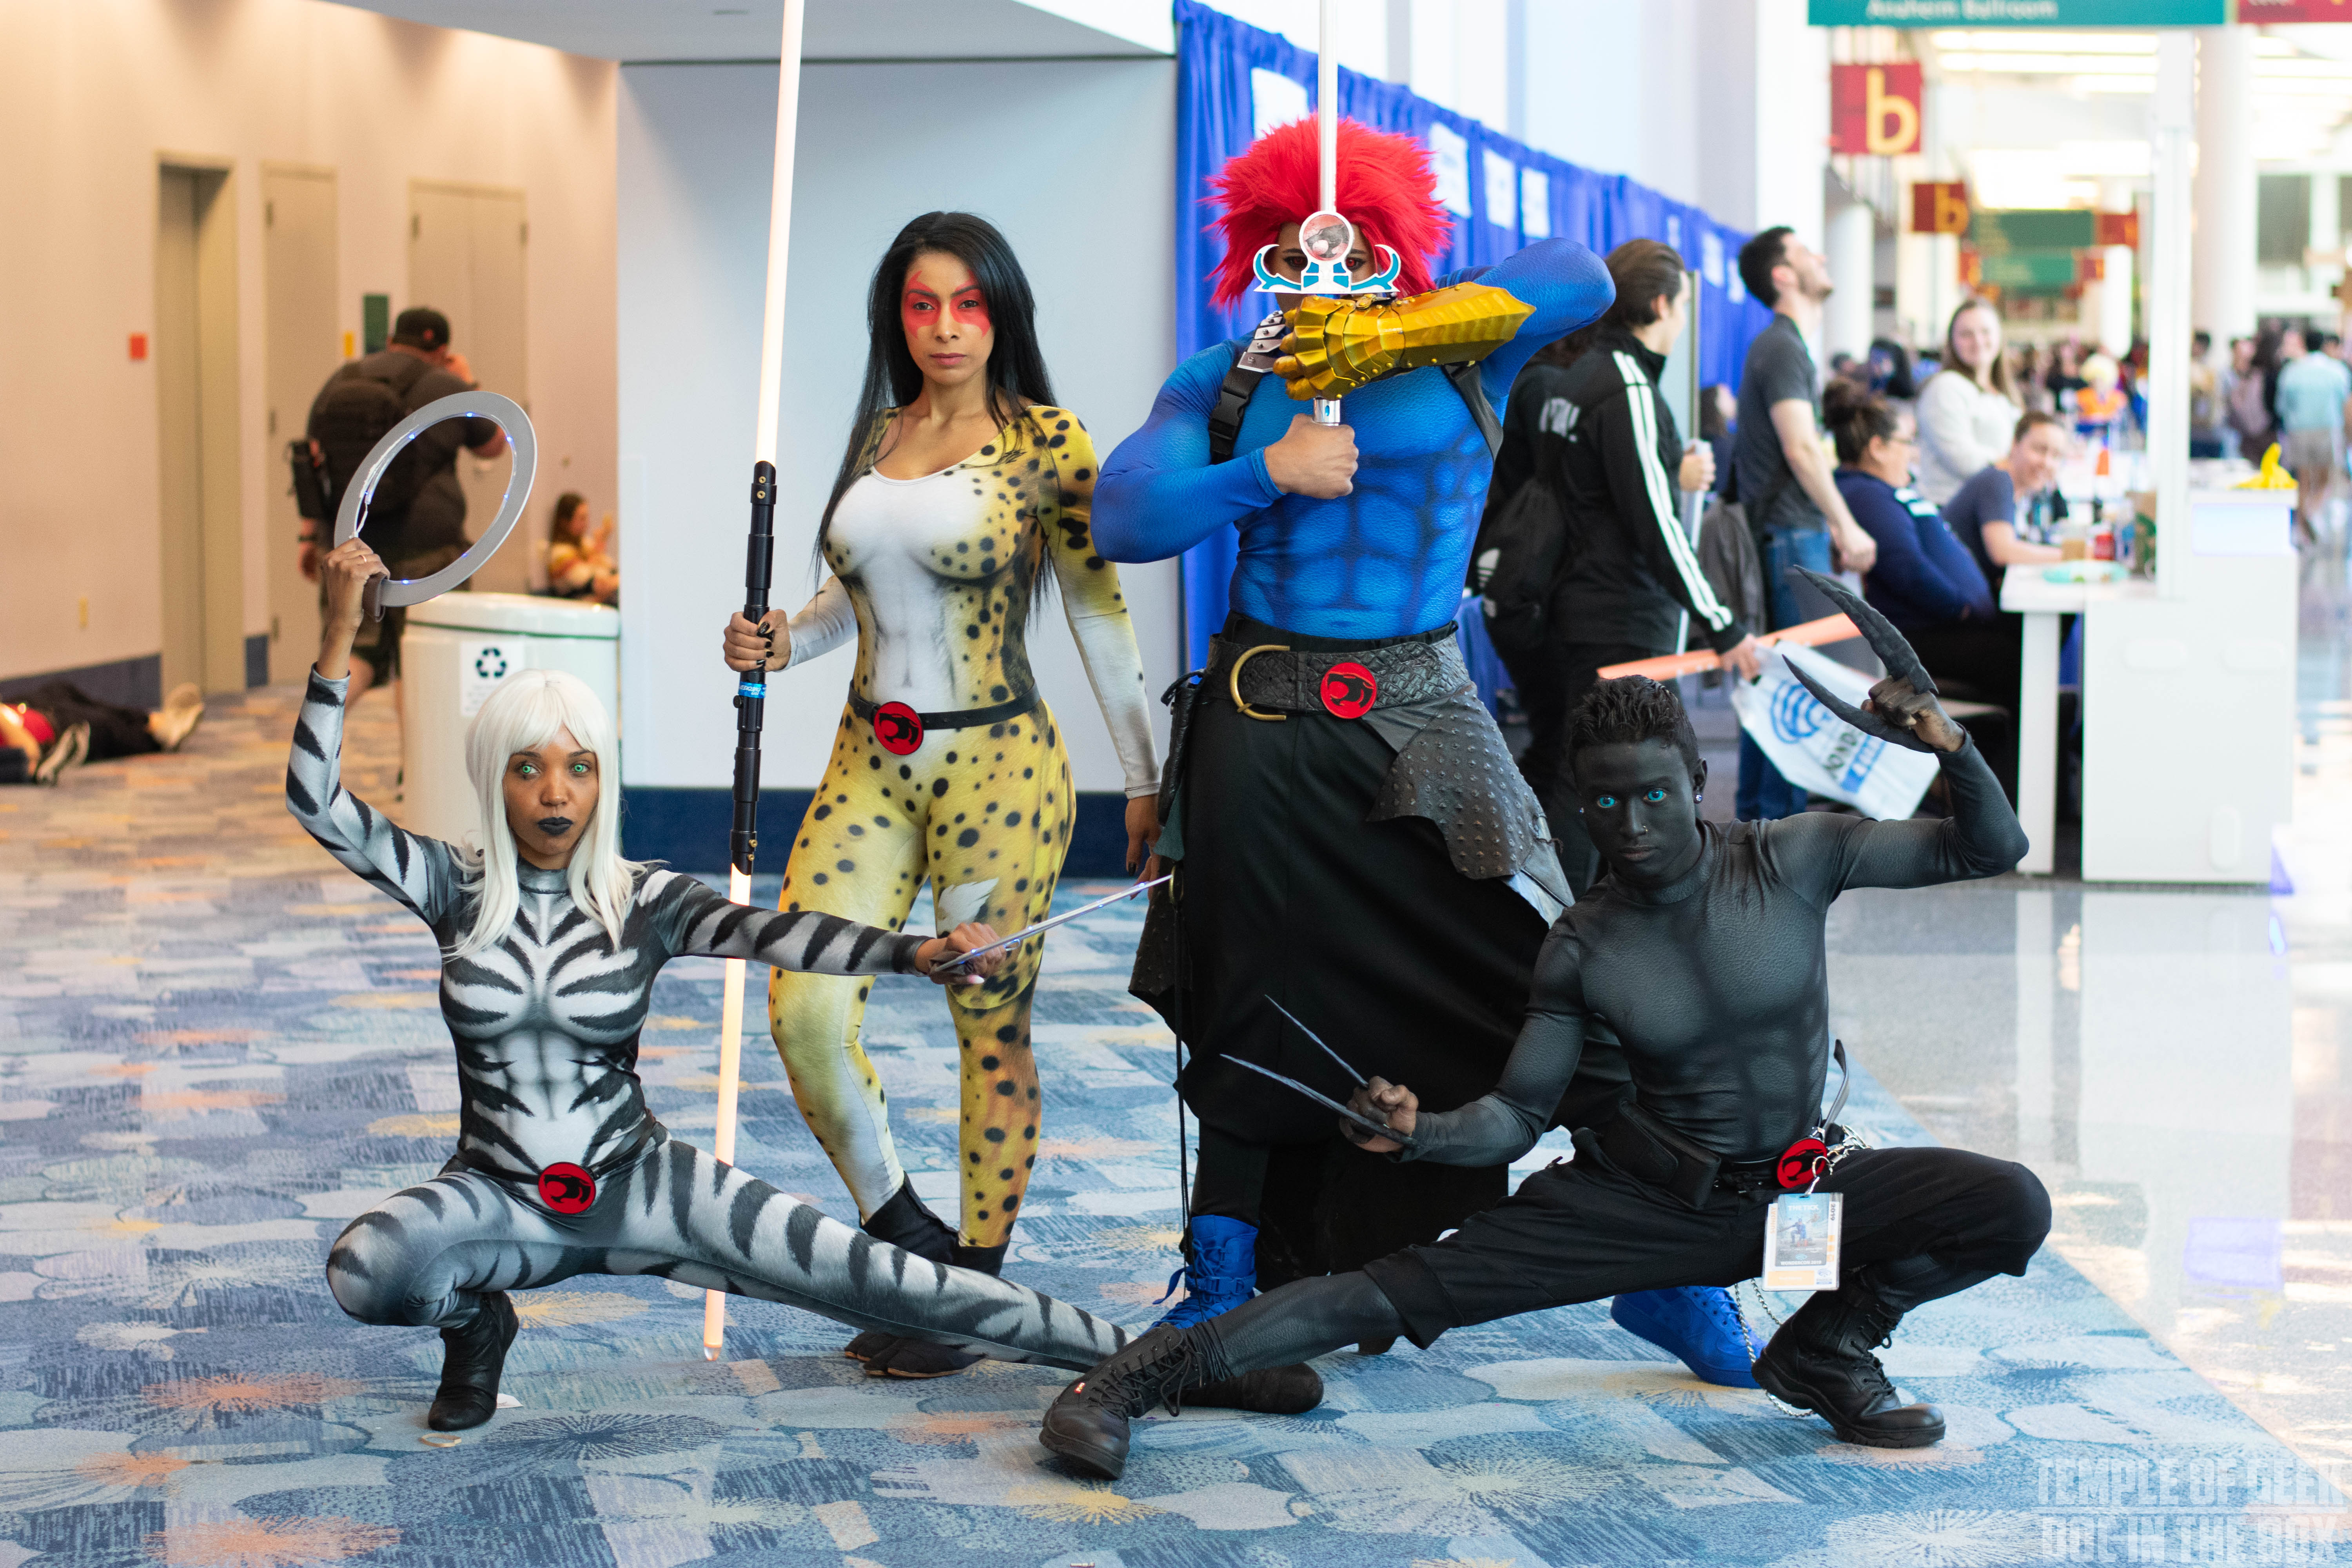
[
  {"x1": 1151, "y1": 1215, "x2": 1257, "y2": 1329},
  {"x1": 1611, "y1": 1287, "x2": 1759, "y2": 1388}
]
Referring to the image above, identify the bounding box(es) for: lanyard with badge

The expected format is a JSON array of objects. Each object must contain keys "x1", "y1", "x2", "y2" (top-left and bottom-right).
[{"x1": 1762, "y1": 1039, "x2": 1851, "y2": 1292}]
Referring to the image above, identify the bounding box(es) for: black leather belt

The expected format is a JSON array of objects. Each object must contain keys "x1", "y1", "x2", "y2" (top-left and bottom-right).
[
  {"x1": 1575, "y1": 1103, "x2": 1849, "y2": 1211},
  {"x1": 849, "y1": 690, "x2": 1038, "y2": 755},
  {"x1": 1204, "y1": 628, "x2": 1465, "y2": 722}
]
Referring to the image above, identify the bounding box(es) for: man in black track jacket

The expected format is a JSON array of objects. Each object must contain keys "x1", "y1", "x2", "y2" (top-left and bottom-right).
[{"x1": 1526, "y1": 240, "x2": 1762, "y2": 893}]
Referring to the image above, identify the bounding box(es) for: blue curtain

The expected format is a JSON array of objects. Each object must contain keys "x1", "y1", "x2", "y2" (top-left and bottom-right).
[{"x1": 1170, "y1": 0, "x2": 1773, "y2": 666}]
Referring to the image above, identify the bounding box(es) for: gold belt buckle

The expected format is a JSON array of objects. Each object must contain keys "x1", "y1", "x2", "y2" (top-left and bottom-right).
[{"x1": 1229, "y1": 644, "x2": 1290, "y2": 722}]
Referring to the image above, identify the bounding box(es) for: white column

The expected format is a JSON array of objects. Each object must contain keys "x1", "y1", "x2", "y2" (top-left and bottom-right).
[
  {"x1": 2098, "y1": 245, "x2": 2135, "y2": 357},
  {"x1": 2192, "y1": 25, "x2": 2257, "y2": 343},
  {"x1": 1826, "y1": 199, "x2": 1876, "y2": 361},
  {"x1": 1751, "y1": 0, "x2": 1827, "y2": 249},
  {"x1": 2151, "y1": 32, "x2": 2194, "y2": 601}
]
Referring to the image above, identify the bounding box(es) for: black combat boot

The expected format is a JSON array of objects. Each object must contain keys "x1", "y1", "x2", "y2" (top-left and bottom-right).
[
  {"x1": 1039, "y1": 1324, "x2": 1323, "y2": 1481},
  {"x1": 845, "y1": 1178, "x2": 960, "y2": 1368},
  {"x1": 1751, "y1": 1268, "x2": 1945, "y2": 1448},
  {"x1": 1039, "y1": 1326, "x2": 1213, "y2": 1480},
  {"x1": 427, "y1": 1290, "x2": 518, "y2": 1432}
]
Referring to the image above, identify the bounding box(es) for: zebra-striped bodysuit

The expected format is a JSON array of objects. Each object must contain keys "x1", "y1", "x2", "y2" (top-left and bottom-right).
[{"x1": 289, "y1": 672, "x2": 1129, "y2": 1368}]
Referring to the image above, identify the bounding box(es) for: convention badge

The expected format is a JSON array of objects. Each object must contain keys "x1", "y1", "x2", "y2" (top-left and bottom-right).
[
  {"x1": 1762, "y1": 1189, "x2": 1843, "y2": 1292},
  {"x1": 872, "y1": 702, "x2": 925, "y2": 756},
  {"x1": 1319, "y1": 662, "x2": 1379, "y2": 719},
  {"x1": 537, "y1": 1162, "x2": 597, "y2": 1215}
]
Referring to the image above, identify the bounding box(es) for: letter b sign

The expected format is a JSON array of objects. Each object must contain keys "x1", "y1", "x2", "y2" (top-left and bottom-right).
[{"x1": 1830, "y1": 63, "x2": 1921, "y2": 158}]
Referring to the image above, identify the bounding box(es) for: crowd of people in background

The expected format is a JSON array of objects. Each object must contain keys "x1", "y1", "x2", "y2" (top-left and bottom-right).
[{"x1": 1481, "y1": 228, "x2": 2313, "y2": 829}]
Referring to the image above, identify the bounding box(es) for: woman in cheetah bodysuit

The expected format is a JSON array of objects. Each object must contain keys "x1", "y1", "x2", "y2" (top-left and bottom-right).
[{"x1": 722, "y1": 212, "x2": 1160, "y2": 1377}]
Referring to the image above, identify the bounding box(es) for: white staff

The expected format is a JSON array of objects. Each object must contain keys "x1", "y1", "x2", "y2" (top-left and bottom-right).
[
  {"x1": 1312, "y1": 0, "x2": 1342, "y2": 429},
  {"x1": 706, "y1": 0, "x2": 807, "y2": 1362}
]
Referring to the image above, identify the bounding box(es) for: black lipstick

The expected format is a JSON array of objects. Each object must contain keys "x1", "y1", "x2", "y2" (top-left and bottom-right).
[{"x1": 536, "y1": 816, "x2": 575, "y2": 838}]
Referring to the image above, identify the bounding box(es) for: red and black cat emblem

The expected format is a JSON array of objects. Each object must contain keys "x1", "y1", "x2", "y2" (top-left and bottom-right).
[
  {"x1": 1319, "y1": 662, "x2": 1379, "y2": 720},
  {"x1": 538, "y1": 1162, "x2": 598, "y2": 1214},
  {"x1": 873, "y1": 702, "x2": 925, "y2": 756}
]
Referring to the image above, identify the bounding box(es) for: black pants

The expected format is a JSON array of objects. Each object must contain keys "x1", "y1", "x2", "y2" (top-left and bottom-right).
[
  {"x1": 1168, "y1": 612, "x2": 1629, "y2": 1273},
  {"x1": 1497, "y1": 638, "x2": 1663, "y2": 899},
  {"x1": 1363, "y1": 1144, "x2": 2051, "y2": 1349},
  {"x1": 19, "y1": 682, "x2": 156, "y2": 762},
  {"x1": 1904, "y1": 617, "x2": 2023, "y2": 708}
]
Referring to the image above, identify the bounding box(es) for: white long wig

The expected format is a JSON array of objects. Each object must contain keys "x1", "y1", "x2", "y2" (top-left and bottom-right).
[{"x1": 452, "y1": 669, "x2": 640, "y2": 961}]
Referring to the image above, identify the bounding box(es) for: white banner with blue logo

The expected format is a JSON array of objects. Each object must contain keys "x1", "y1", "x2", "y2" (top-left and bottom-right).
[{"x1": 1731, "y1": 644, "x2": 1937, "y2": 821}]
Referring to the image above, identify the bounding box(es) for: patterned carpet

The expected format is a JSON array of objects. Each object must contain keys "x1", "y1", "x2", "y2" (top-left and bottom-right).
[{"x1": 0, "y1": 688, "x2": 2340, "y2": 1568}]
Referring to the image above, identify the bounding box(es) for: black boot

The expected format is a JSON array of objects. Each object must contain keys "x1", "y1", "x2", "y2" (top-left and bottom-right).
[
  {"x1": 1751, "y1": 1269, "x2": 1944, "y2": 1448},
  {"x1": 846, "y1": 1179, "x2": 960, "y2": 1366},
  {"x1": 1039, "y1": 1326, "x2": 1215, "y2": 1481},
  {"x1": 1038, "y1": 1324, "x2": 1322, "y2": 1481},
  {"x1": 427, "y1": 1291, "x2": 518, "y2": 1432}
]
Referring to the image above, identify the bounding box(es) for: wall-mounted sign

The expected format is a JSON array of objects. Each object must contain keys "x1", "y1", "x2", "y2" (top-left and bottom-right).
[
  {"x1": 2095, "y1": 211, "x2": 2140, "y2": 248},
  {"x1": 1810, "y1": 0, "x2": 2223, "y2": 22},
  {"x1": 1912, "y1": 181, "x2": 1970, "y2": 235},
  {"x1": 1831, "y1": 63, "x2": 1923, "y2": 155}
]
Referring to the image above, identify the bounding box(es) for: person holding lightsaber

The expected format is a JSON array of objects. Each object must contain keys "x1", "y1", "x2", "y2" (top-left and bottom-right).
[{"x1": 717, "y1": 212, "x2": 1164, "y2": 1380}]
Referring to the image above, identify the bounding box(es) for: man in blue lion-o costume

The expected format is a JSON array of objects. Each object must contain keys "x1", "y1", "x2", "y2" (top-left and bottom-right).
[{"x1": 1095, "y1": 116, "x2": 1758, "y2": 1392}]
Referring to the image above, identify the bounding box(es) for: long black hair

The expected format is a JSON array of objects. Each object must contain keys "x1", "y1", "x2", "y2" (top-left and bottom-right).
[{"x1": 817, "y1": 212, "x2": 1056, "y2": 553}]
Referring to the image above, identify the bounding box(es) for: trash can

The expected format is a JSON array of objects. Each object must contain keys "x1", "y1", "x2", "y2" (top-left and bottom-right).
[{"x1": 401, "y1": 593, "x2": 621, "y2": 846}]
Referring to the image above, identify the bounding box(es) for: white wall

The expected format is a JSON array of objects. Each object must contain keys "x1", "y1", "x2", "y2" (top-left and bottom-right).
[
  {"x1": 0, "y1": 0, "x2": 616, "y2": 686},
  {"x1": 615, "y1": 58, "x2": 1181, "y2": 796}
]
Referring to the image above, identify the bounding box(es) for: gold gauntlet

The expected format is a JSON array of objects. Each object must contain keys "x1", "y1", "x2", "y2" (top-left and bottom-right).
[{"x1": 1273, "y1": 283, "x2": 1537, "y2": 400}]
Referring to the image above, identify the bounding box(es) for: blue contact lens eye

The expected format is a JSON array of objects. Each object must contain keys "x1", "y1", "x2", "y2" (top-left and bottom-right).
[
  {"x1": 1595, "y1": 795, "x2": 1617, "y2": 809},
  {"x1": 1645, "y1": 789, "x2": 1667, "y2": 803}
]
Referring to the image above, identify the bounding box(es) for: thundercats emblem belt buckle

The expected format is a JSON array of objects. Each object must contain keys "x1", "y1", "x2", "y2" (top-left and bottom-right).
[
  {"x1": 538, "y1": 1162, "x2": 597, "y2": 1214},
  {"x1": 1319, "y1": 661, "x2": 1378, "y2": 719},
  {"x1": 873, "y1": 701, "x2": 924, "y2": 755}
]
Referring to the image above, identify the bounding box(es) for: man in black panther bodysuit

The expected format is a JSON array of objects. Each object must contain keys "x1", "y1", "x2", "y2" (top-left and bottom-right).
[{"x1": 1039, "y1": 642, "x2": 2051, "y2": 1478}]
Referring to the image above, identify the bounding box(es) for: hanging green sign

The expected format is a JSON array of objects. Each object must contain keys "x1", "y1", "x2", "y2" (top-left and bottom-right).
[
  {"x1": 1809, "y1": 0, "x2": 2222, "y2": 23},
  {"x1": 1978, "y1": 252, "x2": 2082, "y2": 289},
  {"x1": 1970, "y1": 209, "x2": 2097, "y2": 254}
]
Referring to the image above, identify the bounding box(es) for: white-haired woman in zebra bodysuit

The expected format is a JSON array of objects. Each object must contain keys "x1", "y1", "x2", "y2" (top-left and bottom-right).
[{"x1": 296, "y1": 539, "x2": 1137, "y2": 1434}]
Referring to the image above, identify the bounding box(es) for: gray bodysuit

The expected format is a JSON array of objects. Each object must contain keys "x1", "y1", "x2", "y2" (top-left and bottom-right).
[{"x1": 289, "y1": 672, "x2": 1127, "y2": 1367}]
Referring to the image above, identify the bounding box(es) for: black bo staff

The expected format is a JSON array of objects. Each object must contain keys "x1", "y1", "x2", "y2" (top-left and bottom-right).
[{"x1": 731, "y1": 462, "x2": 777, "y2": 877}]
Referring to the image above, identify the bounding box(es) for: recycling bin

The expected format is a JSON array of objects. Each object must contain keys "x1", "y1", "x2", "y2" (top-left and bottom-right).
[{"x1": 399, "y1": 593, "x2": 620, "y2": 846}]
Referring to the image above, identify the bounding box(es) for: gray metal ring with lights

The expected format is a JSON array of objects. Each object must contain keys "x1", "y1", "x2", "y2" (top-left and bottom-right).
[{"x1": 331, "y1": 389, "x2": 537, "y2": 605}]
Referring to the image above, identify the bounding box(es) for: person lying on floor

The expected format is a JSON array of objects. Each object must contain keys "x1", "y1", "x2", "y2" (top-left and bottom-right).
[
  {"x1": 292, "y1": 539, "x2": 1307, "y2": 1434},
  {"x1": 0, "y1": 681, "x2": 205, "y2": 784},
  {"x1": 1038, "y1": 621, "x2": 2049, "y2": 1479}
]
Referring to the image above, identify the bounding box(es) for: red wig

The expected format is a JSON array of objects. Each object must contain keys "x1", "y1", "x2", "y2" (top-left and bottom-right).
[{"x1": 1208, "y1": 117, "x2": 1452, "y2": 308}]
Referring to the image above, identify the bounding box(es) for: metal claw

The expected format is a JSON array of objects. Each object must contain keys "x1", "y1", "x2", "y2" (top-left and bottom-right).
[
  {"x1": 1784, "y1": 657, "x2": 1938, "y2": 755},
  {"x1": 1789, "y1": 567, "x2": 1936, "y2": 696}
]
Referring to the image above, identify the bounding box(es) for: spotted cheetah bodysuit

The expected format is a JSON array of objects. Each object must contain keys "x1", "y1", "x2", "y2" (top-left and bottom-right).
[
  {"x1": 771, "y1": 405, "x2": 1158, "y2": 1250},
  {"x1": 288, "y1": 673, "x2": 1129, "y2": 1367}
]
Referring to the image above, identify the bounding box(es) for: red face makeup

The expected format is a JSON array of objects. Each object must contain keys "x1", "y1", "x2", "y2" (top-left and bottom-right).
[
  {"x1": 900, "y1": 251, "x2": 995, "y2": 385},
  {"x1": 900, "y1": 285, "x2": 989, "y2": 335}
]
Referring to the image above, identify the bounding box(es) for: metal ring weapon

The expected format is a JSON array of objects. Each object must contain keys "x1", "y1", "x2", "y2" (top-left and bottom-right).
[{"x1": 331, "y1": 389, "x2": 537, "y2": 613}]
